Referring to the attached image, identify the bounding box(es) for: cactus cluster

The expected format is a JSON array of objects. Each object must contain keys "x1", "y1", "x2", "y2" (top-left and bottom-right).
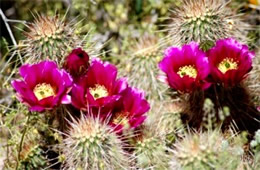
[
  {"x1": 0, "y1": 0, "x2": 259, "y2": 169},
  {"x1": 170, "y1": 130, "x2": 242, "y2": 170}
]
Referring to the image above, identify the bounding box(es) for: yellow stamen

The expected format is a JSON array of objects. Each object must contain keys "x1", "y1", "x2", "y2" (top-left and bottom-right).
[
  {"x1": 226, "y1": 19, "x2": 234, "y2": 30},
  {"x1": 177, "y1": 65, "x2": 197, "y2": 78},
  {"x1": 218, "y1": 58, "x2": 238, "y2": 74},
  {"x1": 33, "y1": 83, "x2": 55, "y2": 100},
  {"x1": 89, "y1": 84, "x2": 108, "y2": 100},
  {"x1": 113, "y1": 112, "x2": 130, "y2": 129}
]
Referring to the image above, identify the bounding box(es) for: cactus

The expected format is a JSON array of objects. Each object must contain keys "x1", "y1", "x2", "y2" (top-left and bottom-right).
[
  {"x1": 21, "y1": 14, "x2": 101, "y2": 65},
  {"x1": 201, "y1": 98, "x2": 229, "y2": 130},
  {"x1": 60, "y1": 115, "x2": 130, "y2": 170},
  {"x1": 165, "y1": 0, "x2": 248, "y2": 47},
  {"x1": 247, "y1": 51, "x2": 260, "y2": 108},
  {"x1": 7, "y1": 126, "x2": 48, "y2": 170},
  {"x1": 0, "y1": 38, "x2": 13, "y2": 106},
  {"x1": 170, "y1": 130, "x2": 242, "y2": 170},
  {"x1": 250, "y1": 129, "x2": 260, "y2": 153},
  {"x1": 119, "y1": 35, "x2": 168, "y2": 101},
  {"x1": 19, "y1": 141, "x2": 47, "y2": 170},
  {"x1": 1, "y1": 0, "x2": 259, "y2": 169},
  {"x1": 21, "y1": 14, "x2": 81, "y2": 64},
  {"x1": 156, "y1": 101, "x2": 185, "y2": 146},
  {"x1": 133, "y1": 126, "x2": 170, "y2": 169}
]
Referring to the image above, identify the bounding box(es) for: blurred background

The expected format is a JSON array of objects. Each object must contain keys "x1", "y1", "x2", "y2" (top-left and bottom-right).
[{"x1": 0, "y1": 0, "x2": 259, "y2": 59}]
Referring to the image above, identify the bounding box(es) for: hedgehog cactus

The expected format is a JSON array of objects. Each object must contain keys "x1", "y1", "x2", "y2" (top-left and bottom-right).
[
  {"x1": 251, "y1": 129, "x2": 260, "y2": 153},
  {"x1": 247, "y1": 51, "x2": 260, "y2": 108},
  {"x1": 19, "y1": 143, "x2": 46, "y2": 170},
  {"x1": 250, "y1": 129, "x2": 260, "y2": 170},
  {"x1": 157, "y1": 102, "x2": 184, "y2": 146},
  {"x1": 170, "y1": 130, "x2": 242, "y2": 170},
  {"x1": 8, "y1": 127, "x2": 48, "y2": 170},
  {"x1": 133, "y1": 126, "x2": 170, "y2": 169},
  {"x1": 119, "y1": 35, "x2": 167, "y2": 101},
  {"x1": 166, "y1": 0, "x2": 248, "y2": 48},
  {"x1": 0, "y1": 1, "x2": 259, "y2": 169},
  {"x1": 22, "y1": 15, "x2": 80, "y2": 64},
  {"x1": 60, "y1": 115, "x2": 130, "y2": 169}
]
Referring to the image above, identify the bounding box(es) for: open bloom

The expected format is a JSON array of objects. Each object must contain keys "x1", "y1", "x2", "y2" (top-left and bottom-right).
[
  {"x1": 208, "y1": 38, "x2": 254, "y2": 86},
  {"x1": 159, "y1": 42, "x2": 210, "y2": 93},
  {"x1": 63, "y1": 48, "x2": 89, "y2": 81},
  {"x1": 110, "y1": 87, "x2": 150, "y2": 133},
  {"x1": 71, "y1": 59, "x2": 128, "y2": 112},
  {"x1": 12, "y1": 61, "x2": 73, "y2": 112}
]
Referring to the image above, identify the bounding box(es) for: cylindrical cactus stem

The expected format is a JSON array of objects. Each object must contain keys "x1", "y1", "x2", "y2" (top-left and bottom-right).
[
  {"x1": 60, "y1": 114, "x2": 130, "y2": 170},
  {"x1": 21, "y1": 14, "x2": 101, "y2": 65},
  {"x1": 170, "y1": 130, "x2": 243, "y2": 170},
  {"x1": 119, "y1": 35, "x2": 168, "y2": 101},
  {"x1": 133, "y1": 126, "x2": 171, "y2": 169},
  {"x1": 165, "y1": 0, "x2": 249, "y2": 48}
]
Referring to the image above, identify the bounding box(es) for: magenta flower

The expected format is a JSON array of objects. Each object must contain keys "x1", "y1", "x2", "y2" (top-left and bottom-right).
[
  {"x1": 64, "y1": 48, "x2": 90, "y2": 81},
  {"x1": 12, "y1": 61, "x2": 73, "y2": 112},
  {"x1": 159, "y1": 42, "x2": 211, "y2": 93},
  {"x1": 110, "y1": 87, "x2": 150, "y2": 133},
  {"x1": 208, "y1": 38, "x2": 254, "y2": 86},
  {"x1": 71, "y1": 59, "x2": 128, "y2": 111}
]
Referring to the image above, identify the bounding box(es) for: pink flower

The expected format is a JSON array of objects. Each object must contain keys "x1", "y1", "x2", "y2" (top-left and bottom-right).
[
  {"x1": 12, "y1": 61, "x2": 73, "y2": 112},
  {"x1": 71, "y1": 59, "x2": 128, "y2": 112},
  {"x1": 159, "y1": 42, "x2": 211, "y2": 93},
  {"x1": 208, "y1": 38, "x2": 254, "y2": 86},
  {"x1": 110, "y1": 87, "x2": 150, "y2": 133}
]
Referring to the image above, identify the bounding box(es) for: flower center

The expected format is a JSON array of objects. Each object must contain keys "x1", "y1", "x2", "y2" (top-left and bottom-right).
[
  {"x1": 113, "y1": 112, "x2": 130, "y2": 129},
  {"x1": 89, "y1": 84, "x2": 108, "y2": 100},
  {"x1": 33, "y1": 83, "x2": 55, "y2": 100},
  {"x1": 218, "y1": 58, "x2": 238, "y2": 74},
  {"x1": 177, "y1": 65, "x2": 197, "y2": 78}
]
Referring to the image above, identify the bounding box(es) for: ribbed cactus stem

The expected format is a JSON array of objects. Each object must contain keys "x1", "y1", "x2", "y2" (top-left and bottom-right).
[
  {"x1": 60, "y1": 115, "x2": 130, "y2": 169},
  {"x1": 22, "y1": 15, "x2": 80, "y2": 64},
  {"x1": 166, "y1": 0, "x2": 248, "y2": 47}
]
